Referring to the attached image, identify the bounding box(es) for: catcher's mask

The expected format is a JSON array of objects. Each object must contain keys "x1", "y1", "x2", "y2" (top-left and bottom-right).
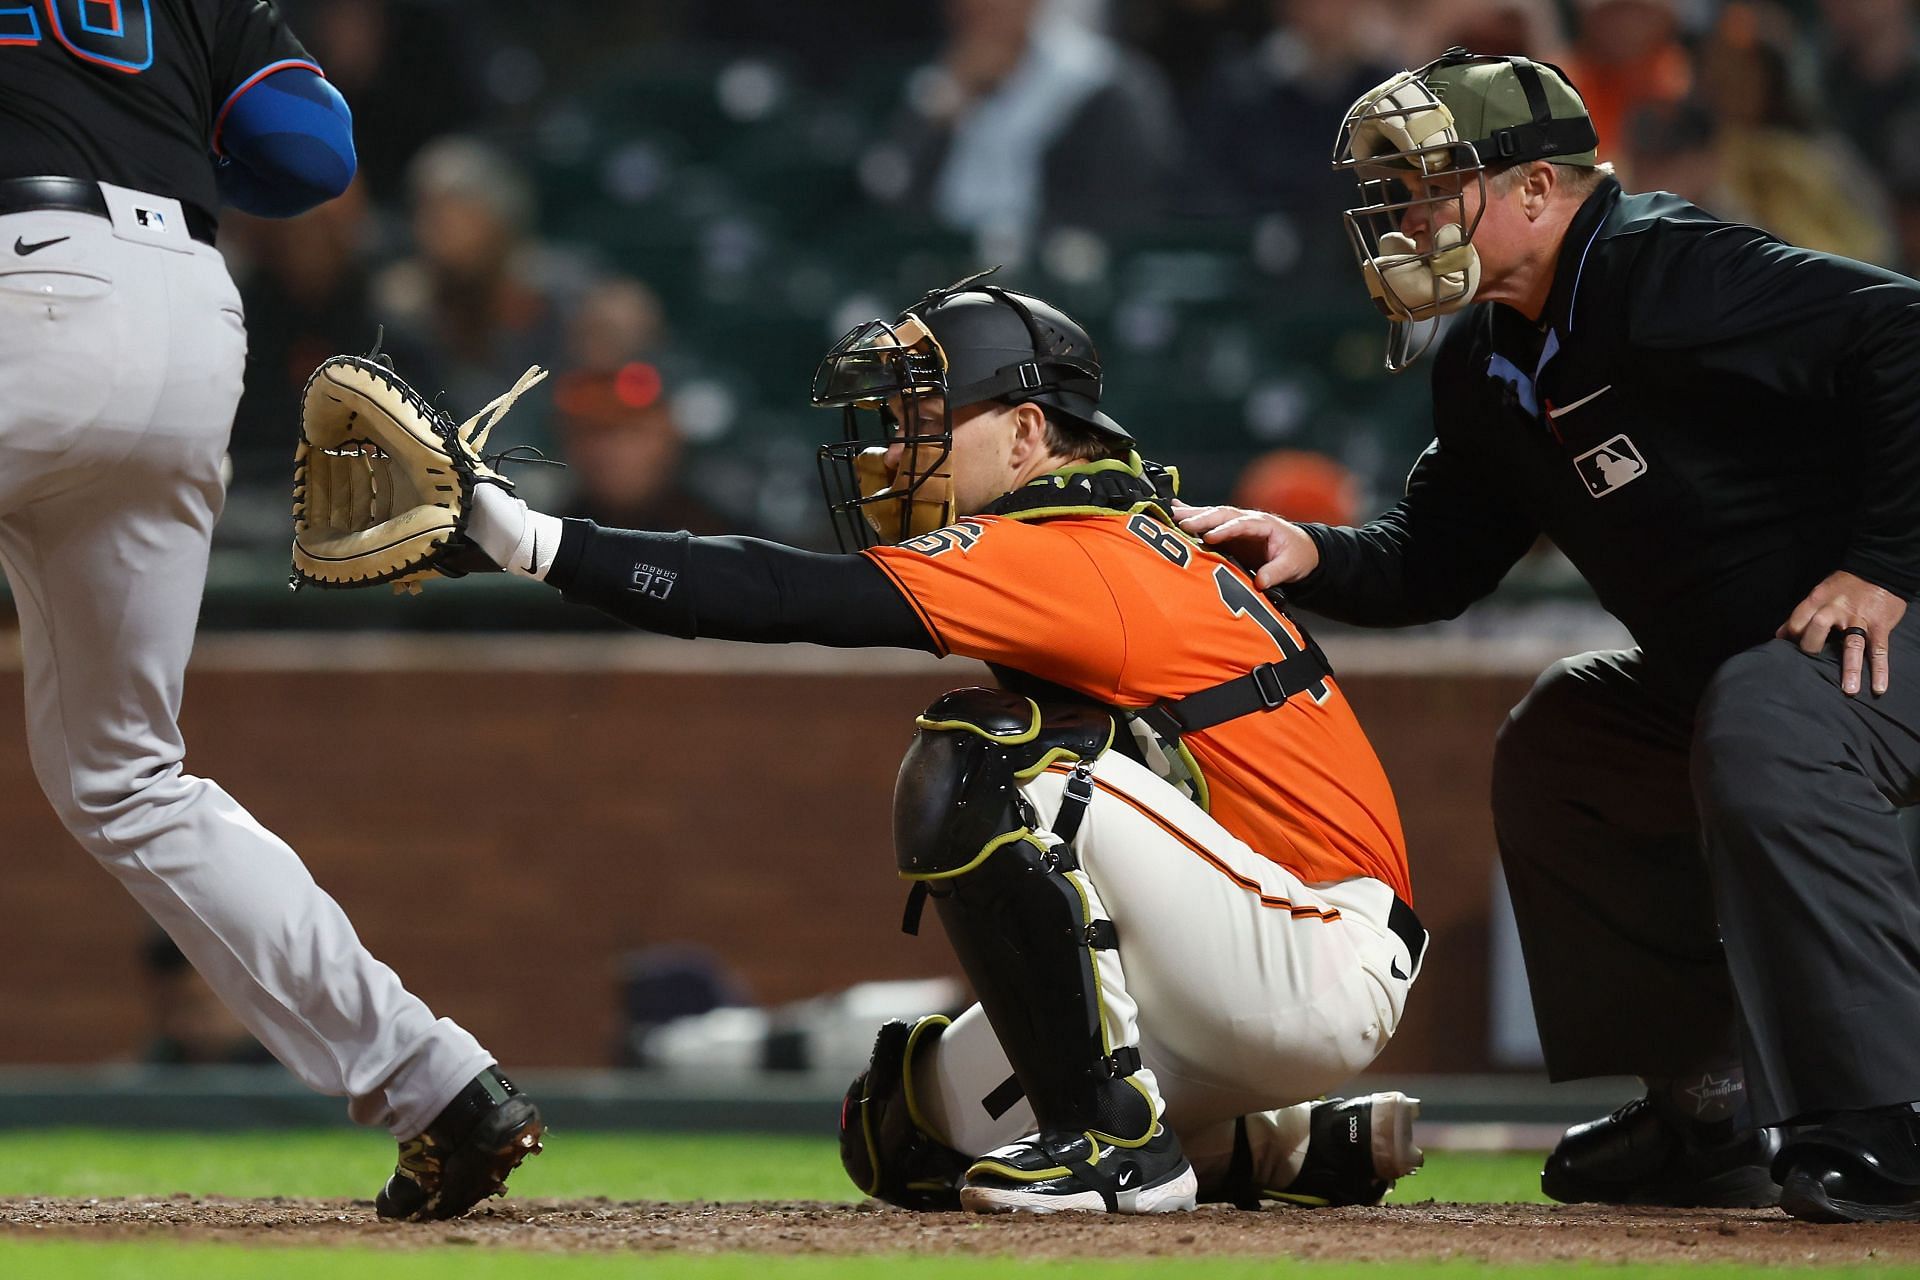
[
  {"x1": 812, "y1": 270, "x2": 1129, "y2": 551},
  {"x1": 1334, "y1": 48, "x2": 1598, "y2": 371}
]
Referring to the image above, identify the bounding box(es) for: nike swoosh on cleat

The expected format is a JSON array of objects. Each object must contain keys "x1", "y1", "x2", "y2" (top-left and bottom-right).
[
  {"x1": 1116, "y1": 1167, "x2": 1138, "y2": 1189},
  {"x1": 14, "y1": 235, "x2": 70, "y2": 256}
]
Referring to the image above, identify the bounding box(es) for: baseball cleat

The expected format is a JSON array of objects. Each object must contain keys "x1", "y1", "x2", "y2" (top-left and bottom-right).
[
  {"x1": 959, "y1": 1125, "x2": 1197, "y2": 1214},
  {"x1": 376, "y1": 1067, "x2": 545, "y2": 1221},
  {"x1": 1541, "y1": 1095, "x2": 1780, "y2": 1208},
  {"x1": 1775, "y1": 1104, "x2": 1920, "y2": 1223},
  {"x1": 1276, "y1": 1092, "x2": 1426, "y2": 1207}
]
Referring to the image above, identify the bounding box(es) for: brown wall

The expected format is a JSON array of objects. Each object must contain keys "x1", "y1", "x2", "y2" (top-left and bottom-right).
[{"x1": 0, "y1": 652, "x2": 1534, "y2": 1073}]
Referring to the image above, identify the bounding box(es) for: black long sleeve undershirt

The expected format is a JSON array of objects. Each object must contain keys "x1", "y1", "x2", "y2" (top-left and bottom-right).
[{"x1": 545, "y1": 519, "x2": 937, "y2": 652}]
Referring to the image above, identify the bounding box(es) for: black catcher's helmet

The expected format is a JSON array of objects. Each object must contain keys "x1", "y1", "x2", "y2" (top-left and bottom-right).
[{"x1": 812, "y1": 270, "x2": 1128, "y2": 551}]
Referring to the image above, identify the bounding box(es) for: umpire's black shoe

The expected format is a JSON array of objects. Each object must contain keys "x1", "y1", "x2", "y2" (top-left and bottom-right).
[
  {"x1": 1542, "y1": 1096, "x2": 1781, "y2": 1208},
  {"x1": 1776, "y1": 1105, "x2": 1920, "y2": 1223},
  {"x1": 376, "y1": 1068, "x2": 545, "y2": 1221}
]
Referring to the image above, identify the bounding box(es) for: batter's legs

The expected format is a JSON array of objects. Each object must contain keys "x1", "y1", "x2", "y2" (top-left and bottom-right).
[{"x1": 0, "y1": 250, "x2": 490, "y2": 1137}]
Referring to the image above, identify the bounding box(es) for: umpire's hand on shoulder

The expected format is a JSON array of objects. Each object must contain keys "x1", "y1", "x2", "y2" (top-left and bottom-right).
[
  {"x1": 1172, "y1": 502, "x2": 1322, "y2": 589},
  {"x1": 1777, "y1": 570, "x2": 1909, "y2": 697}
]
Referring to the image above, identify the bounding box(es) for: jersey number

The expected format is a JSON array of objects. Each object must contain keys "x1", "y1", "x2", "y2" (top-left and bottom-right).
[
  {"x1": 1, "y1": 2, "x2": 155, "y2": 73},
  {"x1": 899, "y1": 520, "x2": 986, "y2": 558},
  {"x1": 1126, "y1": 513, "x2": 1191, "y2": 567},
  {"x1": 1213, "y1": 566, "x2": 1330, "y2": 704}
]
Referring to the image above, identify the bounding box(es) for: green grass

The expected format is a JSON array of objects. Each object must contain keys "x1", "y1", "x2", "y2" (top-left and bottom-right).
[
  {"x1": 0, "y1": 1130, "x2": 858, "y2": 1202},
  {"x1": 0, "y1": 1129, "x2": 1546, "y2": 1204},
  {"x1": 0, "y1": 1134, "x2": 1910, "y2": 1277}
]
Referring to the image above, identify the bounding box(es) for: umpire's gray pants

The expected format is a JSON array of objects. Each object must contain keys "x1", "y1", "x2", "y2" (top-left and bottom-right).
[
  {"x1": 1495, "y1": 635, "x2": 1920, "y2": 1127},
  {"x1": 0, "y1": 189, "x2": 491, "y2": 1136}
]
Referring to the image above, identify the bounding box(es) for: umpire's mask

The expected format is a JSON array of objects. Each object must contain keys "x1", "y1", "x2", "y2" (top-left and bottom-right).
[
  {"x1": 812, "y1": 270, "x2": 1129, "y2": 551},
  {"x1": 1334, "y1": 49, "x2": 1598, "y2": 371}
]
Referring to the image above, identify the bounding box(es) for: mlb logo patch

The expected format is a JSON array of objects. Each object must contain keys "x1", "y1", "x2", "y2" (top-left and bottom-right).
[
  {"x1": 1573, "y1": 434, "x2": 1647, "y2": 498},
  {"x1": 134, "y1": 207, "x2": 167, "y2": 232}
]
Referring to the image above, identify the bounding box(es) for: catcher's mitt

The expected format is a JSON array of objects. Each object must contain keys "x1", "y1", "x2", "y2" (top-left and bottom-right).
[{"x1": 291, "y1": 348, "x2": 549, "y2": 594}]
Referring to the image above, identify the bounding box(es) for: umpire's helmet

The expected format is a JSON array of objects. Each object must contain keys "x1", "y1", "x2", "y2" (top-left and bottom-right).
[
  {"x1": 812, "y1": 271, "x2": 1127, "y2": 550},
  {"x1": 1334, "y1": 48, "x2": 1598, "y2": 371}
]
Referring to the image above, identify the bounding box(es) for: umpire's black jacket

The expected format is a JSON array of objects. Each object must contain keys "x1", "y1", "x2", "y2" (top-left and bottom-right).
[{"x1": 1293, "y1": 177, "x2": 1920, "y2": 695}]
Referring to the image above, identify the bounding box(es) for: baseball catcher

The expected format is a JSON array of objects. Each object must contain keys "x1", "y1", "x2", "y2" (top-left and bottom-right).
[{"x1": 301, "y1": 273, "x2": 1427, "y2": 1214}]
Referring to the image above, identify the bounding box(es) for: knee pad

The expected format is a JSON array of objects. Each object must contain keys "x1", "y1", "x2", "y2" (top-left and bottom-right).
[
  {"x1": 891, "y1": 688, "x2": 1152, "y2": 1142},
  {"x1": 839, "y1": 1015, "x2": 969, "y2": 1210},
  {"x1": 893, "y1": 687, "x2": 1114, "y2": 881}
]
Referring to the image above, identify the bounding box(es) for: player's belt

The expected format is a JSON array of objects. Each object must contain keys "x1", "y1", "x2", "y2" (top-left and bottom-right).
[
  {"x1": 0, "y1": 175, "x2": 217, "y2": 246},
  {"x1": 1390, "y1": 895, "x2": 1426, "y2": 971}
]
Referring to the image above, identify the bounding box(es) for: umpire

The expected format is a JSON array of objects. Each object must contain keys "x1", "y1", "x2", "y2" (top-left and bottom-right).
[{"x1": 1178, "y1": 49, "x2": 1920, "y2": 1223}]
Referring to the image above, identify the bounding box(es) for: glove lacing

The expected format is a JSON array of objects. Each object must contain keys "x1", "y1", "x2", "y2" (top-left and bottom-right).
[{"x1": 461, "y1": 364, "x2": 550, "y2": 456}]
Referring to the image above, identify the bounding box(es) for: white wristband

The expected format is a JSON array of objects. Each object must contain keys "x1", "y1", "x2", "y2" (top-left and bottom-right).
[
  {"x1": 506, "y1": 509, "x2": 565, "y2": 581},
  {"x1": 469, "y1": 483, "x2": 562, "y2": 581}
]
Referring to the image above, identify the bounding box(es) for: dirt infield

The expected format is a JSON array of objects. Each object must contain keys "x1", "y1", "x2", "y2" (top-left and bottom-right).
[{"x1": 3, "y1": 1197, "x2": 1919, "y2": 1264}]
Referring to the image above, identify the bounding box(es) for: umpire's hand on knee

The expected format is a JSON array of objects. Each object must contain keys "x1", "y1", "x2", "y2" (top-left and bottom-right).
[
  {"x1": 1777, "y1": 569, "x2": 1908, "y2": 697},
  {"x1": 1172, "y1": 502, "x2": 1321, "y2": 589}
]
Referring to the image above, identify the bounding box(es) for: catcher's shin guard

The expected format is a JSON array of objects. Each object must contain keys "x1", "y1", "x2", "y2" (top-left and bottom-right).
[
  {"x1": 839, "y1": 1015, "x2": 971, "y2": 1209},
  {"x1": 894, "y1": 689, "x2": 1154, "y2": 1146}
]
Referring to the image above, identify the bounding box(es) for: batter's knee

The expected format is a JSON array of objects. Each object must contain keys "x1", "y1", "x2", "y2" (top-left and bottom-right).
[{"x1": 35, "y1": 756, "x2": 204, "y2": 860}]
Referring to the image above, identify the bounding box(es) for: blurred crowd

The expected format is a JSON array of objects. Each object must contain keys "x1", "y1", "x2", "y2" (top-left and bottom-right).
[{"x1": 213, "y1": 0, "x2": 1920, "y2": 557}]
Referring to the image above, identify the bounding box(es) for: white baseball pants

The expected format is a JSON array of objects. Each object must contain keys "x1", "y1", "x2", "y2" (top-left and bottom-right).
[
  {"x1": 0, "y1": 188, "x2": 491, "y2": 1137},
  {"x1": 916, "y1": 748, "x2": 1423, "y2": 1191}
]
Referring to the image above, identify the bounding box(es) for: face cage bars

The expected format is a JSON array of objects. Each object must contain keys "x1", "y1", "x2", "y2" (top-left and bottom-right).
[
  {"x1": 1337, "y1": 141, "x2": 1489, "y2": 371},
  {"x1": 812, "y1": 317, "x2": 956, "y2": 552}
]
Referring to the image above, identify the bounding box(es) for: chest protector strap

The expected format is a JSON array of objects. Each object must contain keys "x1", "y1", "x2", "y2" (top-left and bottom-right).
[
  {"x1": 1136, "y1": 631, "x2": 1334, "y2": 739},
  {"x1": 984, "y1": 459, "x2": 1335, "y2": 744}
]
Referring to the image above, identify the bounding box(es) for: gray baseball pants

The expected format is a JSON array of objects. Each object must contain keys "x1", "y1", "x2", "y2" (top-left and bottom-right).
[
  {"x1": 1494, "y1": 634, "x2": 1920, "y2": 1127},
  {"x1": 0, "y1": 187, "x2": 491, "y2": 1137}
]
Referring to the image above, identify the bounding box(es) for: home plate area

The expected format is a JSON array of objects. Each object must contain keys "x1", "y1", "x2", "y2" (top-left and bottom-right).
[{"x1": 2, "y1": 1197, "x2": 1917, "y2": 1264}]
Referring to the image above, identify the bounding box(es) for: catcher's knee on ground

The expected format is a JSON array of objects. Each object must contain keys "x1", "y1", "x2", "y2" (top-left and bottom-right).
[
  {"x1": 895, "y1": 688, "x2": 1159, "y2": 1145},
  {"x1": 839, "y1": 1015, "x2": 972, "y2": 1209}
]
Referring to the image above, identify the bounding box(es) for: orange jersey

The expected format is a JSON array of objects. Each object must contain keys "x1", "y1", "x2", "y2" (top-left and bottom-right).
[{"x1": 865, "y1": 512, "x2": 1411, "y2": 902}]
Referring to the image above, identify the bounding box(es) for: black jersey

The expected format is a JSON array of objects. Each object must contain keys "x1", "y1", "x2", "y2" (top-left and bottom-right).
[
  {"x1": 1294, "y1": 178, "x2": 1920, "y2": 694},
  {"x1": 0, "y1": 0, "x2": 315, "y2": 215}
]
